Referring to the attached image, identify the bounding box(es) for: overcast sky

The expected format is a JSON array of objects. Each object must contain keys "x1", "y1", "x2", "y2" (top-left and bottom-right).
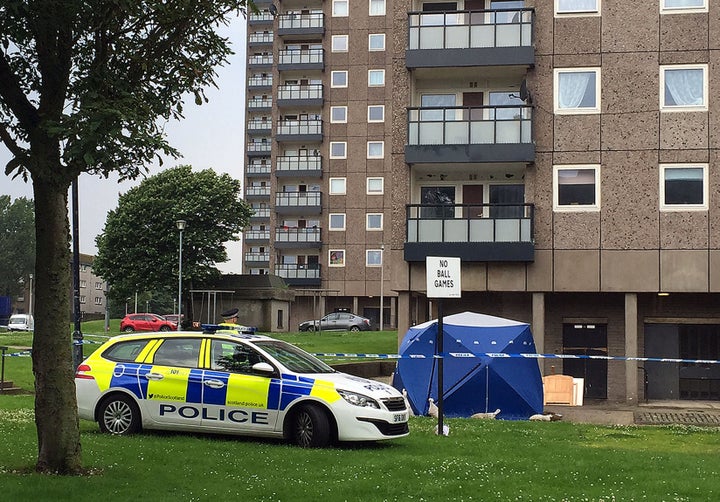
[{"x1": 1, "y1": 16, "x2": 248, "y2": 273}]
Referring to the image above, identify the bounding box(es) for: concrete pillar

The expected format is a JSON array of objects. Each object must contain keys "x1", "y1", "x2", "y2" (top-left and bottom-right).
[
  {"x1": 390, "y1": 296, "x2": 397, "y2": 329},
  {"x1": 352, "y1": 296, "x2": 358, "y2": 315},
  {"x1": 397, "y1": 292, "x2": 411, "y2": 346},
  {"x1": 625, "y1": 293, "x2": 638, "y2": 404},
  {"x1": 532, "y1": 293, "x2": 545, "y2": 374}
]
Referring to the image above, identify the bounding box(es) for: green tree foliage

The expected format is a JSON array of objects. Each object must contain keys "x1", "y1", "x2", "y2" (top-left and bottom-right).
[
  {"x1": 0, "y1": 1, "x2": 252, "y2": 474},
  {"x1": 0, "y1": 195, "x2": 35, "y2": 296},
  {"x1": 94, "y1": 165, "x2": 252, "y2": 309}
]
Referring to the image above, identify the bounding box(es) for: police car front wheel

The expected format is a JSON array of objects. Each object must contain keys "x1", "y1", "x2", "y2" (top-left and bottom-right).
[
  {"x1": 98, "y1": 394, "x2": 141, "y2": 435},
  {"x1": 292, "y1": 405, "x2": 331, "y2": 448}
]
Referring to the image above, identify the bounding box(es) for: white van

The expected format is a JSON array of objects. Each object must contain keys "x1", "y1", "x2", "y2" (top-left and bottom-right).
[{"x1": 8, "y1": 314, "x2": 34, "y2": 331}]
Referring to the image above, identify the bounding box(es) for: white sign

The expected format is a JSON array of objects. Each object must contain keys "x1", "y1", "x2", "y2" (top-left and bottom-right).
[{"x1": 426, "y1": 256, "x2": 461, "y2": 298}]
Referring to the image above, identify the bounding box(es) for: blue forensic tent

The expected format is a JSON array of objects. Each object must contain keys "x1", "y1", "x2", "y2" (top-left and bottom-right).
[{"x1": 393, "y1": 311, "x2": 543, "y2": 420}]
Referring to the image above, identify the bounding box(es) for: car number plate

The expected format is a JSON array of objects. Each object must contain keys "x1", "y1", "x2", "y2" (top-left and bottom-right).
[{"x1": 393, "y1": 413, "x2": 407, "y2": 423}]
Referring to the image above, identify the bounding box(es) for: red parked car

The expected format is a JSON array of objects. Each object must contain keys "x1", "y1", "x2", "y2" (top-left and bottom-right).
[{"x1": 120, "y1": 313, "x2": 177, "y2": 332}]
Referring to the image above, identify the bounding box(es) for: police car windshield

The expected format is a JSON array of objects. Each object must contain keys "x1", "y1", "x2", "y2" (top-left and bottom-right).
[{"x1": 254, "y1": 340, "x2": 335, "y2": 374}]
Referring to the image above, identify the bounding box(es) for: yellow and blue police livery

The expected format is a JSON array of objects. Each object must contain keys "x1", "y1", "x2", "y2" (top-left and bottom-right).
[{"x1": 75, "y1": 328, "x2": 409, "y2": 447}]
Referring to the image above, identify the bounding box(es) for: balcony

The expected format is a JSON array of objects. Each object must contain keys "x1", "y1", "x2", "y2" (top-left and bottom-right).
[
  {"x1": 278, "y1": 49, "x2": 324, "y2": 71},
  {"x1": 277, "y1": 84, "x2": 324, "y2": 108},
  {"x1": 406, "y1": 8, "x2": 534, "y2": 68},
  {"x1": 244, "y1": 229, "x2": 271, "y2": 243},
  {"x1": 248, "y1": 12, "x2": 274, "y2": 24},
  {"x1": 245, "y1": 252, "x2": 270, "y2": 267},
  {"x1": 246, "y1": 141, "x2": 272, "y2": 157},
  {"x1": 275, "y1": 263, "x2": 321, "y2": 286},
  {"x1": 404, "y1": 203, "x2": 534, "y2": 262},
  {"x1": 248, "y1": 54, "x2": 273, "y2": 68},
  {"x1": 275, "y1": 227, "x2": 322, "y2": 249},
  {"x1": 276, "y1": 119, "x2": 322, "y2": 142},
  {"x1": 406, "y1": 105, "x2": 534, "y2": 164},
  {"x1": 249, "y1": 32, "x2": 274, "y2": 46},
  {"x1": 248, "y1": 75, "x2": 272, "y2": 90},
  {"x1": 249, "y1": 208, "x2": 271, "y2": 221},
  {"x1": 245, "y1": 186, "x2": 271, "y2": 200},
  {"x1": 247, "y1": 119, "x2": 272, "y2": 135},
  {"x1": 278, "y1": 13, "x2": 324, "y2": 37},
  {"x1": 275, "y1": 191, "x2": 322, "y2": 215},
  {"x1": 276, "y1": 155, "x2": 322, "y2": 178},
  {"x1": 246, "y1": 162, "x2": 271, "y2": 177},
  {"x1": 248, "y1": 97, "x2": 272, "y2": 112}
]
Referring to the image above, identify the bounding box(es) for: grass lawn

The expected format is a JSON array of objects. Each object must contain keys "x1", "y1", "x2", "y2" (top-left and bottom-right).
[{"x1": 2, "y1": 321, "x2": 720, "y2": 499}]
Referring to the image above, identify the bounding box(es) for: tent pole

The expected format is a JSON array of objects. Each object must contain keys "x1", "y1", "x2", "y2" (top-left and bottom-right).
[{"x1": 437, "y1": 300, "x2": 444, "y2": 435}]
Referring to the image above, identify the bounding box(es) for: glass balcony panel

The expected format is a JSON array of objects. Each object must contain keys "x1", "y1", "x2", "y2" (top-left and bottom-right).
[
  {"x1": 496, "y1": 24, "x2": 521, "y2": 47},
  {"x1": 470, "y1": 121, "x2": 495, "y2": 144},
  {"x1": 420, "y1": 26, "x2": 444, "y2": 49},
  {"x1": 470, "y1": 24, "x2": 495, "y2": 48},
  {"x1": 444, "y1": 220, "x2": 468, "y2": 242},
  {"x1": 521, "y1": 120, "x2": 532, "y2": 143},
  {"x1": 469, "y1": 219, "x2": 494, "y2": 242},
  {"x1": 521, "y1": 219, "x2": 531, "y2": 241},
  {"x1": 521, "y1": 24, "x2": 532, "y2": 46},
  {"x1": 418, "y1": 122, "x2": 444, "y2": 145},
  {"x1": 407, "y1": 220, "x2": 418, "y2": 242},
  {"x1": 496, "y1": 121, "x2": 521, "y2": 144},
  {"x1": 496, "y1": 219, "x2": 521, "y2": 242},
  {"x1": 409, "y1": 28, "x2": 420, "y2": 50},
  {"x1": 418, "y1": 220, "x2": 443, "y2": 242},
  {"x1": 445, "y1": 122, "x2": 469, "y2": 144},
  {"x1": 445, "y1": 25, "x2": 469, "y2": 49}
]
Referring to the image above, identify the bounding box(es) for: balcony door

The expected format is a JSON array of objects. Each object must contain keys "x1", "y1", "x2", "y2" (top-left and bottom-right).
[
  {"x1": 462, "y1": 185, "x2": 484, "y2": 219},
  {"x1": 421, "y1": 186, "x2": 455, "y2": 218}
]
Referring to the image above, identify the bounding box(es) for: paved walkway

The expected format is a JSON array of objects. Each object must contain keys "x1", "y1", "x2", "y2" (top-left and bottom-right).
[{"x1": 547, "y1": 400, "x2": 720, "y2": 427}]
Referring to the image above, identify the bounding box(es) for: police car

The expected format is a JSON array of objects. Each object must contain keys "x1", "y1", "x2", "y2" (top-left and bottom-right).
[{"x1": 75, "y1": 327, "x2": 409, "y2": 447}]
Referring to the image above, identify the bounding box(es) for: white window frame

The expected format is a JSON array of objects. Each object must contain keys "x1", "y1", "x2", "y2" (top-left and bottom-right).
[
  {"x1": 330, "y1": 106, "x2": 348, "y2": 123},
  {"x1": 554, "y1": 0, "x2": 601, "y2": 16},
  {"x1": 368, "y1": 33, "x2": 386, "y2": 51},
  {"x1": 554, "y1": 67, "x2": 601, "y2": 115},
  {"x1": 329, "y1": 142, "x2": 347, "y2": 159},
  {"x1": 366, "y1": 213, "x2": 384, "y2": 231},
  {"x1": 367, "y1": 177, "x2": 384, "y2": 195},
  {"x1": 331, "y1": 35, "x2": 349, "y2": 52},
  {"x1": 659, "y1": 163, "x2": 708, "y2": 211},
  {"x1": 331, "y1": 70, "x2": 348, "y2": 88},
  {"x1": 369, "y1": 0, "x2": 386, "y2": 16},
  {"x1": 329, "y1": 177, "x2": 347, "y2": 195},
  {"x1": 368, "y1": 105, "x2": 385, "y2": 123},
  {"x1": 366, "y1": 249, "x2": 383, "y2": 267},
  {"x1": 659, "y1": 64, "x2": 708, "y2": 112},
  {"x1": 661, "y1": 0, "x2": 707, "y2": 14},
  {"x1": 332, "y1": 0, "x2": 348, "y2": 17},
  {"x1": 553, "y1": 165, "x2": 601, "y2": 212},
  {"x1": 329, "y1": 249, "x2": 346, "y2": 267},
  {"x1": 368, "y1": 69, "x2": 385, "y2": 87},
  {"x1": 367, "y1": 141, "x2": 384, "y2": 159},
  {"x1": 329, "y1": 213, "x2": 347, "y2": 231}
]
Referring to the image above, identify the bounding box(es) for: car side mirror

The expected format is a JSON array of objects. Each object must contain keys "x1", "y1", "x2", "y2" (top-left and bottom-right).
[{"x1": 252, "y1": 362, "x2": 275, "y2": 375}]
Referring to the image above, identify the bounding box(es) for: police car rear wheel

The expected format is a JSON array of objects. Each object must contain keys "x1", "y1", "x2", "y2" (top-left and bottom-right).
[
  {"x1": 293, "y1": 405, "x2": 330, "y2": 448},
  {"x1": 98, "y1": 395, "x2": 141, "y2": 435}
]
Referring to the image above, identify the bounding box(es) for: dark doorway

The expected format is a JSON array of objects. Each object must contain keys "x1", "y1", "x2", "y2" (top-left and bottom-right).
[{"x1": 562, "y1": 323, "x2": 608, "y2": 399}]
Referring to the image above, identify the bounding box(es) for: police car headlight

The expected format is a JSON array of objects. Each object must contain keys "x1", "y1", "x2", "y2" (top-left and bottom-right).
[{"x1": 337, "y1": 390, "x2": 380, "y2": 409}]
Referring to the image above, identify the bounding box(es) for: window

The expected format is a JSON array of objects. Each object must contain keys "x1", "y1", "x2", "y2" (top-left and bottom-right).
[
  {"x1": 368, "y1": 105, "x2": 385, "y2": 123},
  {"x1": 211, "y1": 340, "x2": 268, "y2": 374},
  {"x1": 369, "y1": 34, "x2": 386, "y2": 51},
  {"x1": 332, "y1": 0, "x2": 348, "y2": 17},
  {"x1": 368, "y1": 69, "x2": 385, "y2": 87},
  {"x1": 80, "y1": 279, "x2": 87, "y2": 288},
  {"x1": 367, "y1": 177, "x2": 384, "y2": 194},
  {"x1": 660, "y1": 65, "x2": 707, "y2": 111},
  {"x1": 661, "y1": 0, "x2": 707, "y2": 13},
  {"x1": 80, "y1": 295, "x2": 86, "y2": 304},
  {"x1": 153, "y1": 338, "x2": 202, "y2": 368},
  {"x1": 555, "y1": 0, "x2": 600, "y2": 15},
  {"x1": 554, "y1": 68, "x2": 601, "y2": 114},
  {"x1": 94, "y1": 297, "x2": 103, "y2": 305},
  {"x1": 331, "y1": 71, "x2": 348, "y2": 88},
  {"x1": 329, "y1": 213, "x2": 346, "y2": 231},
  {"x1": 553, "y1": 165, "x2": 601, "y2": 211},
  {"x1": 330, "y1": 106, "x2": 348, "y2": 123},
  {"x1": 330, "y1": 142, "x2": 347, "y2": 159},
  {"x1": 369, "y1": 0, "x2": 386, "y2": 16},
  {"x1": 366, "y1": 249, "x2": 383, "y2": 267},
  {"x1": 329, "y1": 177, "x2": 347, "y2": 195},
  {"x1": 329, "y1": 249, "x2": 345, "y2": 267},
  {"x1": 332, "y1": 35, "x2": 348, "y2": 52},
  {"x1": 367, "y1": 141, "x2": 384, "y2": 159},
  {"x1": 95, "y1": 282, "x2": 103, "y2": 290},
  {"x1": 660, "y1": 164, "x2": 708, "y2": 210},
  {"x1": 366, "y1": 213, "x2": 383, "y2": 230}
]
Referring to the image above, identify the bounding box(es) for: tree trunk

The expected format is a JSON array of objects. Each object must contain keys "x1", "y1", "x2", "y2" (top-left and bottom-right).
[{"x1": 31, "y1": 175, "x2": 82, "y2": 474}]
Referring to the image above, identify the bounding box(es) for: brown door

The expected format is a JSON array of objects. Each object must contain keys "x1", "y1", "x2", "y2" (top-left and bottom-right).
[
  {"x1": 463, "y1": 185, "x2": 484, "y2": 218},
  {"x1": 463, "y1": 92, "x2": 484, "y2": 120}
]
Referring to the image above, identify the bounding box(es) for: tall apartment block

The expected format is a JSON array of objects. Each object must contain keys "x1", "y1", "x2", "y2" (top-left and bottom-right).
[{"x1": 244, "y1": 0, "x2": 720, "y2": 404}]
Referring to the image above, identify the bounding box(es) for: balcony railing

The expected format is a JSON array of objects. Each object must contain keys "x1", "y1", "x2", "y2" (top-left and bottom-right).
[
  {"x1": 276, "y1": 191, "x2": 322, "y2": 208},
  {"x1": 245, "y1": 252, "x2": 270, "y2": 262},
  {"x1": 404, "y1": 203, "x2": 534, "y2": 262},
  {"x1": 250, "y1": 208, "x2": 271, "y2": 218},
  {"x1": 247, "y1": 163, "x2": 271, "y2": 176},
  {"x1": 408, "y1": 8, "x2": 533, "y2": 50},
  {"x1": 277, "y1": 119, "x2": 322, "y2": 136},
  {"x1": 246, "y1": 186, "x2": 271, "y2": 197},
  {"x1": 249, "y1": 54, "x2": 273, "y2": 66},
  {"x1": 249, "y1": 32, "x2": 274, "y2": 45},
  {"x1": 275, "y1": 227, "x2": 322, "y2": 244},
  {"x1": 244, "y1": 229, "x2": 270, "y2": 241},
  {"x1": 278, "y1": 12, "x2": 324, "y2": 31},
  {"x1": 248, "y1": 98, "x2": 273, "y2": 109},
  {"x1": 408, "y1": 105, "x2": 532, "y2": 146},
  {"x1": 248, "y1": 75, "x2": 273, "y2": 88},
  {"x1": 277, "y1": 84, "x2": 323, "y2": 102},
  {"x1": 275, "y1": 263, "x2": 321, "y2": 281},
  {"x1": 278, "y1": 49, "x2": 324, "y2": 66},
  {"x1": 276, "y1": 155, "x2": 322, "y2": 173},
  {"x1": 249, "y1": 12, "x2": 274, "y2": 23},
  {"x1": 246, "y1": 142, "x2": 272, "y2": 154},
  {"x1": 247, "y1": 119, "x2": 272, "y2": 133}
]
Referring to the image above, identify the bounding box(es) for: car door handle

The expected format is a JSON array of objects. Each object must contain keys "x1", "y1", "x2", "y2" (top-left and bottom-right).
[
  {"x1": 145, "y1": 373, "x2": 164, "y2": 381},
  {"x1": 204, "y1": 379, "x2": 225, "y2": 389}
]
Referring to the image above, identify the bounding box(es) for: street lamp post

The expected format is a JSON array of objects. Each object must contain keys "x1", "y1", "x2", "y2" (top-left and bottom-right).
[
  {"x1": 380, "y1": 243, "x2": 384, "y2": 331},
  {"x1": 176, "y1": 220, "x2": 187, "y2": 331}
]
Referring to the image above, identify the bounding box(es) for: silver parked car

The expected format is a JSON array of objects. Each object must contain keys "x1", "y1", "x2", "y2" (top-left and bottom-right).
[{"x1": 299, "y1": 312, "x2": 373, "y2": 332}]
